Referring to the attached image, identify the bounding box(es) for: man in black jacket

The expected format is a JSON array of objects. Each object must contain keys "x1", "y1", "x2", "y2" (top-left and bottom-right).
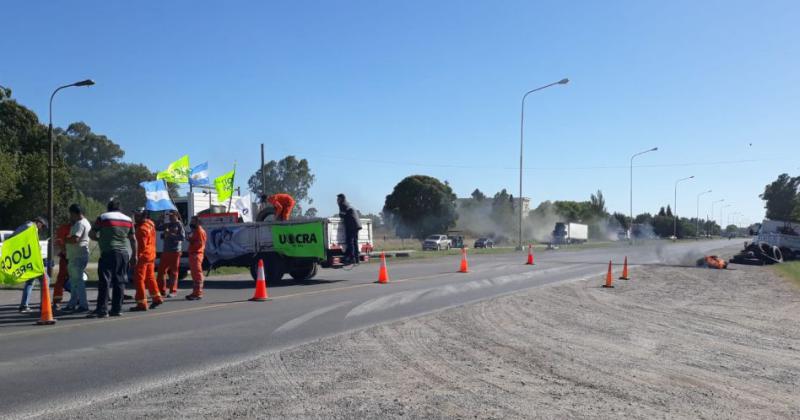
[{"x1": 337, "y1": 194, "x2": 361, "y2": 265}]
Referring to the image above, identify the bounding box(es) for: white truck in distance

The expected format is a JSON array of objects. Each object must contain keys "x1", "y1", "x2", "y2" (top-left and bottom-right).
[{"x1": 551, "y1": 222, "x2": 589, "y2": 245}]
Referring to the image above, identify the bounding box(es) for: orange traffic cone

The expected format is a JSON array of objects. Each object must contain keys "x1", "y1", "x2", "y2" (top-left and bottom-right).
[
  {"x1": 377, "y1": 252, "x2": 389, "y2": 284},
  {"x1": 526, "y1": 244, "x2": 535, "y2": 265},
  {"x1": 37, "y1": 273, "x2": 56, "y2": 325},
  {"x1": 249, "y1": 259, "x2": 270, "y2": 301},
  {"x1": 619, "y1": 256, "x2": 630, "y2": 280},
  {"x1": 458, "y1": 247, "x2": 469, "y2": 273},
  {"x1": 602, "y1": 260, "x2": 614, "y2": 288}
]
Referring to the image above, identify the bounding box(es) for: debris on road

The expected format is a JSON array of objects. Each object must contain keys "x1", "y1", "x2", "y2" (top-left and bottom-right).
[
  {"x1": 700, "y1": 255, "x2": 728, "y2": 269},
  {"x1": 730, "y1": 241, "x2": 786, "y2": 265}
]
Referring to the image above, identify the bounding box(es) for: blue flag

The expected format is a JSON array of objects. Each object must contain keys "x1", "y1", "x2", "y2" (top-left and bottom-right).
[
  {"x1": 189, "y1": 162, "x2": 210, "y2": 186},
  {"x1": 140, "y1": 180, "x2": 177, "y2": 211}
]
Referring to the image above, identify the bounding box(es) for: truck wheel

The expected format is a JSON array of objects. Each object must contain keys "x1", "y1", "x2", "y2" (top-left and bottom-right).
[
  {"x1": 249, "y1": 254, "x2": 286, "y2": 282},
  {"x1": 290, "y1": 263, "x2": 318, "y2": 281}
]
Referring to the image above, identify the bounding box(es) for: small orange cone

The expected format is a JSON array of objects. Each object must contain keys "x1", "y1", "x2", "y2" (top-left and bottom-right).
[
  {"x1": 602, "y1": 260, "x2": 614, "y2": 288},
  {"x1": 458, "y1": 247, "x2": 469, "y2": 273},
  {"x1": 377, "y1": 252, "x2": 389, "y2": 284},
  {"x1": 526, "y1": 244, "x2": 535, "y2": 265},
  {"x1": 37, "y1": 273, "x2": 56, "y2": 325},
  {"x1": 619, "y1": 256, "x2": 630, "y2": 280},
  {"x1": 249, "y1": 259, "x2": 270, "y2": 301}
]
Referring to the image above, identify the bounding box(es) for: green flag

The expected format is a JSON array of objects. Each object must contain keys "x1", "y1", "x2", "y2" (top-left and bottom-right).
[
  {"x1": 214, "y1": 168, "x2": 235, "y2": 202},
  {"x1": 0, "y1": 225, "x2": 45, "y2": 284},
  {"x1": 157, "y1": 155, "x2": 191, "y2": 183}
]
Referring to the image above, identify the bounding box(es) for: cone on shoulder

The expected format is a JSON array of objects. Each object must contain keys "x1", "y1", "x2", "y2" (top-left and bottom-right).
[
  {"x1": 250, "y1": 259, "x2": 270, "y2": 301},
  {"x1": 526, "y1": 244, "x2": 535, "y2": 265},
  {"x1": 619, "y1": 256, "x2": 630, "y2": 280},
  {"x1": 602, "y1": 260, "x2": 614, "y2": 288},
  {"x1": 458, "y1": 247, "x2": 469, "y2": 273},
  {"x1": 37, "y1": 273, "x2": 56, "y2": 325},
  {"x1": 377, "y1": 252, "x2": 389, "y2": 284}
]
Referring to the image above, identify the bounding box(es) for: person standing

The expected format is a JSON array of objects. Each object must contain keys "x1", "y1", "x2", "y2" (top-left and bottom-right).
[
  {"x1": 131, "y1": 209, "x2": 163, "y2": 311},
  {"x1": 88, "y1": 200, "x2": 137, "y2": 318},
  {"x1": 15, "y1": 217, "x2": 48, "y2": 313},
  {"x1": 63, "y1": 204, "x2": 91, "y2": 313},
  {"x1": 337, "y1": 194, "x2": 362, "y2": 265},
  {"x1": 156, "y1": 211, "x2": 185, "y2": 298},
  {"x1": 52, "y1": 220, "x2": 72, "y2": 308},
  {"x1": 185, "y1": 217, "x2": 207, "y2": 300}
]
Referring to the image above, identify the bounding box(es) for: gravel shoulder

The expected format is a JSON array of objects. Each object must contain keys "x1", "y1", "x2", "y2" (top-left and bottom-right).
[{"x1": 49, "y1": 261, "x2": 800, "y2": 419}]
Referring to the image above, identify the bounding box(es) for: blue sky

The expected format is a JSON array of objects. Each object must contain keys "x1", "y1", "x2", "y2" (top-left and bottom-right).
[{"x1": 3, "y1": 0, "x2": 798, "y2": 224}]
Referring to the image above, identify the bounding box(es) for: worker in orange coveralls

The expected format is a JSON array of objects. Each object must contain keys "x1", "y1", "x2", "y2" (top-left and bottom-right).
[
  {"x1": 52, "y1": 221, "x2": 73, "y2": 308},
  {"x1": 130, "y1": 208, "x2": 163, "y2": 311},
  {"x1": 267, "y1": 193, "x2": 295, "y2": 221},
  {"x1": 185, "y1": 217, "x2": 207, "y2": 301}
]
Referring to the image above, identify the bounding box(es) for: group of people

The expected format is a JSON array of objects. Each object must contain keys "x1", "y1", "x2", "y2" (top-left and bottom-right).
[
  {"x1": 18, "y1": 200, "x2": 207, "y2": 317},
  {"x1": 16, "y1": 191, "x2": 361, "y2": 317}
]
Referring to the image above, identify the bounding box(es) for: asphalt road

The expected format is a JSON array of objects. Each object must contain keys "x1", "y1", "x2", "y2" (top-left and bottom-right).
[{"x1": 0, "y1": 239, "x2": 738, "y2": 418}]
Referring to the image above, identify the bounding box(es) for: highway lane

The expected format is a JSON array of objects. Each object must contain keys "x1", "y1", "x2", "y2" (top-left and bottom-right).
[{"x1": 0, "y1": 239, "x2": 738, "y2": 418}]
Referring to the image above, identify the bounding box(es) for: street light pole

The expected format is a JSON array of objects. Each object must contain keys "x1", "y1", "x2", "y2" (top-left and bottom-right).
[
  {"x1": 720, "y1": 204, "x2": 731, "y2": 229},
  {"x1": 710, "y1": 199, "x2": 724, "y2": 237},
  {"x1": 672, "y1": 175, "x2": 694, "y2": 238},
  {"x1": 629, "y1": 147, "x2": 658, "y2": 242},
  {"x1": 48, "y1": 79, "x2": 94, "y2": 279},
  {"x1": 696, "y1": 189, "x2": 712, "y2": 239},
  {"x1": 518, "y1": 78, "x2": 569, "y2": 250}
]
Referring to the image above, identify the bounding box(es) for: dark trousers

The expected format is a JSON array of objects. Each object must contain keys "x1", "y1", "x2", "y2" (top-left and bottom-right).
[
  {"x1": 97, "y1": 251, "x2": 129, "y2": 314},
  {"x1": 344, "y1": 230, "x2": 359, "y2": 262}
]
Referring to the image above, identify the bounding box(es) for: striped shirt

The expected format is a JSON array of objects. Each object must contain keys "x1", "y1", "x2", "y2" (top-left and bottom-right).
[{"x1": 93, "y1": 211, "x2": 134, "y2": 254}]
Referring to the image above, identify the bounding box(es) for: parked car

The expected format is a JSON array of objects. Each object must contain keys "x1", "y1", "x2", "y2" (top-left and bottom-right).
[
  {"x1": 422, "y1": 234, "x2": 451, "y2": 251},
  {"x1": 474, "y1": 238, "x2": 494, "y2": 248}
]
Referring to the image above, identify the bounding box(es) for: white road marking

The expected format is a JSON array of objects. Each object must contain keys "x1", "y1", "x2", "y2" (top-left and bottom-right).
[{"x1": 272, "y1": 300, "x2": 353, "y2": 336}]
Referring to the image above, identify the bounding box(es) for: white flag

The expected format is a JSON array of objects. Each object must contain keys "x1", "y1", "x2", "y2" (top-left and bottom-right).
[{"x1": 233, "y1": 196, "x2": 252, "y2": 223}]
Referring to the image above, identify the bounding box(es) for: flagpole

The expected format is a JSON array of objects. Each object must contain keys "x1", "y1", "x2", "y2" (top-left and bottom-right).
[{"x1": 227, "y1": 162, "x2": 236, "y2": 212}]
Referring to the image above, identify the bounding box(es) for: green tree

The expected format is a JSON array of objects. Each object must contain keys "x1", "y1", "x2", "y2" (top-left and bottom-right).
[
  {"x1": 247, "y1": 155, "x2": 315, "y2": 205},
  {"x1": 589, "y1": 190, "x2": 606, "y2": 217},
  {"x1": 0, "y1": 95, "x2": 74, "y2": 227},
  {"x1": 304, "y1": 207, "x2": 318, "y2": 218},
  {"x1": 383, "y1": 175, "x2": 457, "y2": 239},
  {"x1": 759, "y1": 173, "x2": 800, "y2": 222},
  {"x1": 471, "y1": 188, "x2": 486, "y2": 201}
]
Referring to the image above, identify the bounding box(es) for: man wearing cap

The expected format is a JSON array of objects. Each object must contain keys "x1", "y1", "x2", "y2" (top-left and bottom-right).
[
  {"x1": 88, "y1": 200, "x2": 137, "y2": 318},
  {"x1": 337, "y1": 194, "x2": 362, "y2": 265},
  {"x1": 14, "y1": 217, "x2": 48, "y2": 313},
  {"x1": 62, "y1": 204, "x2": 91, "y2": 313},
  {"x1": 156, "y1": 210, "x2": 185, "y2": 298}
]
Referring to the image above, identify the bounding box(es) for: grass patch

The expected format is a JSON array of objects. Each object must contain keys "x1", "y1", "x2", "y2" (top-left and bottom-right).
[
  {"x1": 773, "y1": 261, "x2": 800, "y2": 287},
  {"x1": 208, "y1": 266, "x2": 251, "y2": 276}
]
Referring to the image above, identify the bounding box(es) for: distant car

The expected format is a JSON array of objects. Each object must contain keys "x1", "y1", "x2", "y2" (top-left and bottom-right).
[
  {"x1": 448, "y1": 235, "x2": 464, "y2": 249},
  {"x1": 474, "y1": 238, "x2": 494, "y2": 248},
  {"x1": 422, "y1": 234, "x2": 451, "y2": 251}
]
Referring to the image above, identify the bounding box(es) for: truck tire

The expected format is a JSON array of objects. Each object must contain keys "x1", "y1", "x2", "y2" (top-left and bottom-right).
[
  {"x1": 249, "y1": 254, "x2": 286, "y2": 282},
  {"x1": 290, "y1": 263, "x2": 318, "y2": 281},
  {"x1": 773, "y1": 246, "x2": 784, "y2": 263}
]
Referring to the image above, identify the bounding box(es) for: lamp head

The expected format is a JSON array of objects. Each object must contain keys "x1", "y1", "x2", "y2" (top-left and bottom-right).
[
  {"x1": 73, "y1": 79, "x2": 95, "y2": 87},
  {"x1": 651, "y1": 147, "x2": 659, "y2": 152},
  {"x1": 558, "y1": 78, "x2": 569, "y2": 85}
]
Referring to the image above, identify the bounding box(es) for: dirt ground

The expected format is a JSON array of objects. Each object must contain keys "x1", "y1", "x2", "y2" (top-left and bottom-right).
[{"x1": 52, "y1": 262, "x2": 800, "y2": 419}]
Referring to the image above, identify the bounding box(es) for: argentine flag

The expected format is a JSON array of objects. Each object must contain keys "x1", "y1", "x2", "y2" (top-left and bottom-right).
[
  {"x1": 189, "y1": 162, "x2": 210, "y2": 186},
  {"x1": 140, "y1": 180, "x2": 177, "y2": 211}
]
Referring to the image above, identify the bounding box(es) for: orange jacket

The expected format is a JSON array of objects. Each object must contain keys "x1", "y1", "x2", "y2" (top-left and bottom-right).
[
  {"x1": 135, "y1": 219, "x2": 157, "y2": 262},
  {"x1": 267, "y1": 194, "x2": 296, "y2": 221},
  {"x1": 188, "y1": 225, "x2": 207, "y2": 254},
  {"x1": 56, "y1": 223, "x2": 71, "y2": 256}
]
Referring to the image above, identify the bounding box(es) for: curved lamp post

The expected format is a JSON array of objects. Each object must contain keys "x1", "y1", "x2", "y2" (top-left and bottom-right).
[
  {"x1": 695, "y1": 189, "x2": 712, "y2": 238},
  {"x1": 517, "y1": 78, "x2": 569, "y2": 250},
  {"x1": 673, "y1": 175, "x2": 694, "y2": 238},
  {"x1": 629, "y1": 147, "x2": 658, "y2": 241},
  {"x1": 48, "y1": 79, "x2": 95, "y2": 278}
]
